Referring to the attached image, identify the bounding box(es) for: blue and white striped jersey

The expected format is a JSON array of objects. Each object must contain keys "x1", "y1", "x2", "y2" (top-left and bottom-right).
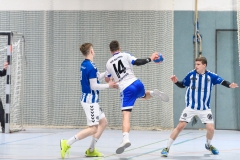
[
  {"x1": 182, "y1": 70, "x2": 224, "y2": 110},
  {"x1": 80, "y1": 59, "x2": 99, "y2": 103}
]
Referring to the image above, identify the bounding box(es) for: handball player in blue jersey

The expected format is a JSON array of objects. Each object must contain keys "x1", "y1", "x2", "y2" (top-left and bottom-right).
[
  {"x1": 105, "y1": 40, "x2": 169, "y2": 154},
  {"x1": 161, "y1": 56, "x2": 238, "y2": 157},
  {"x1": 60, "y1": 43, "x2": 117, "y2": 159}
]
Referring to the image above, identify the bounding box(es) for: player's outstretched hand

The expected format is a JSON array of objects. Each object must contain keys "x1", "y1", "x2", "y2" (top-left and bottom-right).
[
  {"x1": 229, "y1": 82, "x2": 238, "y2": 88},
  {"x1": 150, "y1": 52, "x2": 159, "y2": 61},
  {"x1": 170, "y1": 75, "x2": 178, "y2": 83},
  {"x1": 3, "y1": 62, "x2": 8, "y2": 70},
  {"x1": 108, "y1": 80, "x2": 118, "y2": 89}
]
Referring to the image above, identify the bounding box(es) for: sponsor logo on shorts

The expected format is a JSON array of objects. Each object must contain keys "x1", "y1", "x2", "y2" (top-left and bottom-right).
[
  {"x1": 96, "y1": 116, "x2": 99, "y2": 120},
  {"x1": 207, "y1": 114, "x2": 212, "y2": 120},
  {"x1": 183, "y1": 113, "x2": 187, "y2": 117}
]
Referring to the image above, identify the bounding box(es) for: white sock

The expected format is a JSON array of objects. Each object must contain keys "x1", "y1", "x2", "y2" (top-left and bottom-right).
[
  {"x1": 167, "y1": 138, "x2": 174, "y2": 149},
  {"x1": 67, "y1": 135, "x2": 79, "y2": 146},
  {"x1": 123, "y1": 132, "x2": 129, "y2": 141},
  {"x1": 89, "y1": 138, "x2": 98, "y2": 152},
  {"x1": 149, "y1": 91, "x2": 154, "y2": 97},
  {"x1": 206, "y1": 139, "x2": 211, "y2": 146}
]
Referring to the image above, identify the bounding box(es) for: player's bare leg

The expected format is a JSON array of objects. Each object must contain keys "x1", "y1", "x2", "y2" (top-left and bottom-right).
[
  {"x1": 116, "y1": 111, "x2": 131, "y2": 154},
  {"x1": 170, "y1": 121, "x2": 187, "y2": 140},
  {"x1": 206, "y1": 123, "x2": 214, "y2": 142},
  {"x1": 143, "y1": 90, "x2": 152, "y2": 100},
  {"x1": 76, "y1": 125, "x2": 98, "y2": 140},
  {"x1": 60, "y1": 125, "x2": 98, "y2": 159},
  {"x1": 142, "y1": 90, "x2": 169, "y2": 102},
  {"x1": 86, "y1": 118, "x2": 108, "y2": 157},
  {"x1": 205, "y1": 123, "x2": 219, "y2": 155},
  {"x1": 88, "y1": 118, "x2": 108, "y2": 152},
  {"x1": 122, "y1": 111, "x2": 131, "y2": 133},
  {"x1": 161, "y1": 121, "x2": 187, "y2": 157}
]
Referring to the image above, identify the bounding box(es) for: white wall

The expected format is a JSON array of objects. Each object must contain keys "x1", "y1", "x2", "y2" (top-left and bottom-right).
[{"x1": 0, "y1": 0, "x2": 237, "y2": 11}]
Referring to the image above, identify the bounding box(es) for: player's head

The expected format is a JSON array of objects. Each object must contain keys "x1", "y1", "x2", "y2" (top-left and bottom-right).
[
  {"x1": 80, "y1": 43, "x2": 94, "y2": 57},
  {"x1": 109, "y1": 40, "x2": 120, "y2": 53},
  {"x1": 195, "y1": 56, "x2": 207, "y2": 73}
]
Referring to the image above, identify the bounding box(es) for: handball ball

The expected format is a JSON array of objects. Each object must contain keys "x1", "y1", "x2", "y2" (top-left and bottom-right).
[{"x1": 154, "y1": 53, "x2": 164, "y2": 63}]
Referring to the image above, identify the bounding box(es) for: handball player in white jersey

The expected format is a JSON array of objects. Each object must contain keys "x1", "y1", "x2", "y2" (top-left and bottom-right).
[
  {"x1": 161, "y1": 56, "x2": 238, "y2": 157},
  {"x1": 105, "y1": 40, "x2": 169, "y2": 154},
  {"x1": 60, "y1": 43, "x2": 118, "y2": 159}
]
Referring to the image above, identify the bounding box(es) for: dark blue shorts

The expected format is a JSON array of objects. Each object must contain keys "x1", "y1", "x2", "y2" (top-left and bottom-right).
[{"x1": 120, "y1": 79, "x2": 145, "y2": 110}]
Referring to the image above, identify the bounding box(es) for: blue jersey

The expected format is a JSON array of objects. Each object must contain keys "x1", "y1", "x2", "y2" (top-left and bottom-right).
[
  {"x1": 182, "y1": 70, "x2": 224, "y2": 110},
  {"x1": 80, "y1": 59, "x2": 99, "y2": 103}
]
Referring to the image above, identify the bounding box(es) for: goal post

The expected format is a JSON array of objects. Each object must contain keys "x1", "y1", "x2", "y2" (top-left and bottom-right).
[{"x1": 0, "y1": 31, "x2": 25, "y2": 134}]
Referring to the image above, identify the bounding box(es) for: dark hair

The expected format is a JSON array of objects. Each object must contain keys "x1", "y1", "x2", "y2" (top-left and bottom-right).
[
  {"x1": 80, "y1": 43, "x2": 92, "y2": 56},
  {"x1": 109, "y1": 40, "x2": 120, "y2": 52},
  {"x1": 195, "y1": 56, "x2": 207, "y2": 66}
]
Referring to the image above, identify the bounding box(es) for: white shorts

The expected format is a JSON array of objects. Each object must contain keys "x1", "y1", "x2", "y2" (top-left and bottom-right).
[
  {"x1": 179, "y1": 107, "x2": 214, "y2": 124},
  {"x1": 81, "y1": 102, "x2": 105, "y2": 126}
]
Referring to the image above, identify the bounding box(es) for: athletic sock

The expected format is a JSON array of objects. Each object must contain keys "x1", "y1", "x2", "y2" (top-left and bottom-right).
[
  {"x1": 167, "y1": 138, "x2": 174, "y2": 149},
  {"x1": 123, "y1": 132, "x2": 129, "y2": 141},
  {"x1": 67, "y1": 135, "x2": 79, "y2": 146},
  {"x1": 89, "y1": 138, "x2": 98, "y2": 152},
  {"x1": 206, "y1": 139, "x2": 211, "y2": 147},
  {"x1": 149, "y1": 91, "x2": 154, "y2": 97}
]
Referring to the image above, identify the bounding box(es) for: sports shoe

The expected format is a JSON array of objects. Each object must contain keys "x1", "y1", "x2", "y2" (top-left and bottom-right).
[
  {"x1": 1, "y1": 127, "x2": 4, "y2": 133},
  {"x1": 205, "y1": 144, "x2": 219, "y2": 155},
  {"x1": 85, "y1": 148, "x2": 104, "y2": 157},
  {"x1": 60, "y1": 139, "x2": 71, "y2": 159},
  {"x1": 152, "y1": 89, "x2": 169, "y2": 102},
  {"x1": 116, "y1": 140, "x2": 131, "y2": 154},
  {"x1": 161, "y1": 148, "x2": 169, "y2": 157}
]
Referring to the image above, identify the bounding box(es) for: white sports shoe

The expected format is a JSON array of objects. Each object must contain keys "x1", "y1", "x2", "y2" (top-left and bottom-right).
[
  {"x1": 152, "y1": 89, "x2": 169, "y2": 102},
  {"x1": 116, "y1": 140, "x2": 131, "y2": 154}
]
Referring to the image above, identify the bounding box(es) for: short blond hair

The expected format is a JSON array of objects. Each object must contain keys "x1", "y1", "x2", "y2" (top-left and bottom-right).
[{"x1": 80, "y1": 43, "x2": 92, "y2": 56}]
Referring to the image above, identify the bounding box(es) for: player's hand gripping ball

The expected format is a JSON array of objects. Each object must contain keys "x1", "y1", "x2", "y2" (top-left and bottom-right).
[{"x1": 153, "y1": 53, "x2": 164, "y2": 63}]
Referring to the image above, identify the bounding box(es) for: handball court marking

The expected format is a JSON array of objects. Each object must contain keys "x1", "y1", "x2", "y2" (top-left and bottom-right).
[
  {"x1": 127, "y1": 134, "x2": 206, "y2": 159},
  {"x1": 0, "y1": 129, "x2": 72, "y2": 145},
  {"x1": 94, "y1": 132, "x2": 193, "y2": 160}
]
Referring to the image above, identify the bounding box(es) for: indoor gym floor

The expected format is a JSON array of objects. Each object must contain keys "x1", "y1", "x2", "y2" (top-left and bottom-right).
[{"x1": 0, "y1": 129, "x2": 239, "y2": 160}]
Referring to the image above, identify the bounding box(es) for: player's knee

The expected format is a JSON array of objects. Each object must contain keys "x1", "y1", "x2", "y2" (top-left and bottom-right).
[
  {"x1": 206, "y1": 124, "x2": 214, "y2": 132},
  {"x1": 176, "y1": 122, "x2": 186, "y2": 131},
  {"x1": 90, "y1": 125, "x2": 98, "y2": 134},
  {"x1": 100, "y1": 118, "x2": 108, "y2": 127}
]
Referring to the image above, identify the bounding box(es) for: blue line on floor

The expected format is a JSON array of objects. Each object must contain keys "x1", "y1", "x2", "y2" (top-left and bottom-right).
[
  {"x1": 94, "y1": 132, "x2": 193, "y2": 160},
  {"x1": 127, "y1": 134, "x2": 205, "y2": 159},
  {"x1": 0, "y1": 133, "x2": 55, "y2": 145}
]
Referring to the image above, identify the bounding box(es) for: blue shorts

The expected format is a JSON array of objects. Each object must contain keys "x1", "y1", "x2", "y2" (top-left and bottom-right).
[{"x1": 120, "y1": 79, "x2": 145, "y2": 110}]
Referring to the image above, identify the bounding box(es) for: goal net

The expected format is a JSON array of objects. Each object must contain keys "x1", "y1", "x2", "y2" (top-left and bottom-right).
[{"x1": 0, "y1": 32, "x2": 24, "y2": 133}]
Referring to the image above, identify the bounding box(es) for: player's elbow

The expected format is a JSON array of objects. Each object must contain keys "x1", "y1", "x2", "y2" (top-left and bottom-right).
[{"x1": 90, "y1": 86, "x2": 97, "y2": 90}]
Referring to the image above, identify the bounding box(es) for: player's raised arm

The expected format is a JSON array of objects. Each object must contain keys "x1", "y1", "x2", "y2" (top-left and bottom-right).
[
  {"x1": 171, "y1": 75, "x2": 185, "y2": 88},
  {"x1": 132, "y1": 52, "x2": 159, "y2": 66},
  {"x1": 221, "y1": 80, "x2": 239, "y2": 88}
]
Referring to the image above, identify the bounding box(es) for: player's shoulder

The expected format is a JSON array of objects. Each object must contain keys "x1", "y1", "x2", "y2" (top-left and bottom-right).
[
  {"x1": 82, "y1": 60, "x2": 97, "y2": 69},
  {"x1": 206, "y1": 70, "x2": 218, "y2": 76},
  {"x1": 186, "y1": 69, "x2": 196, "y2": 76},
  {"x1": 122, "y1": 52, "x2": 133, "y2": 56}
]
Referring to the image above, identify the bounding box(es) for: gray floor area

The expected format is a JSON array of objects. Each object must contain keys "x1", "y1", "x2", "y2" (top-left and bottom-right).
[{"x1": 0, "y1": 129, "x2": 240, "y2": 160}]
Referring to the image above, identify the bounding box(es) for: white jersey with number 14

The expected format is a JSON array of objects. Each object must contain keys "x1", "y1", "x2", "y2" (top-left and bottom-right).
[{"x1": 105, "y1": 52, "x2": 138, "y2": 92}]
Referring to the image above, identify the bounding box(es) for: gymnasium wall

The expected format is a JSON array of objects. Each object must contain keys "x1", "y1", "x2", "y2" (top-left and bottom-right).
[{"x1": 0, "y1": 0, "x2": 239, "y2": 130}]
